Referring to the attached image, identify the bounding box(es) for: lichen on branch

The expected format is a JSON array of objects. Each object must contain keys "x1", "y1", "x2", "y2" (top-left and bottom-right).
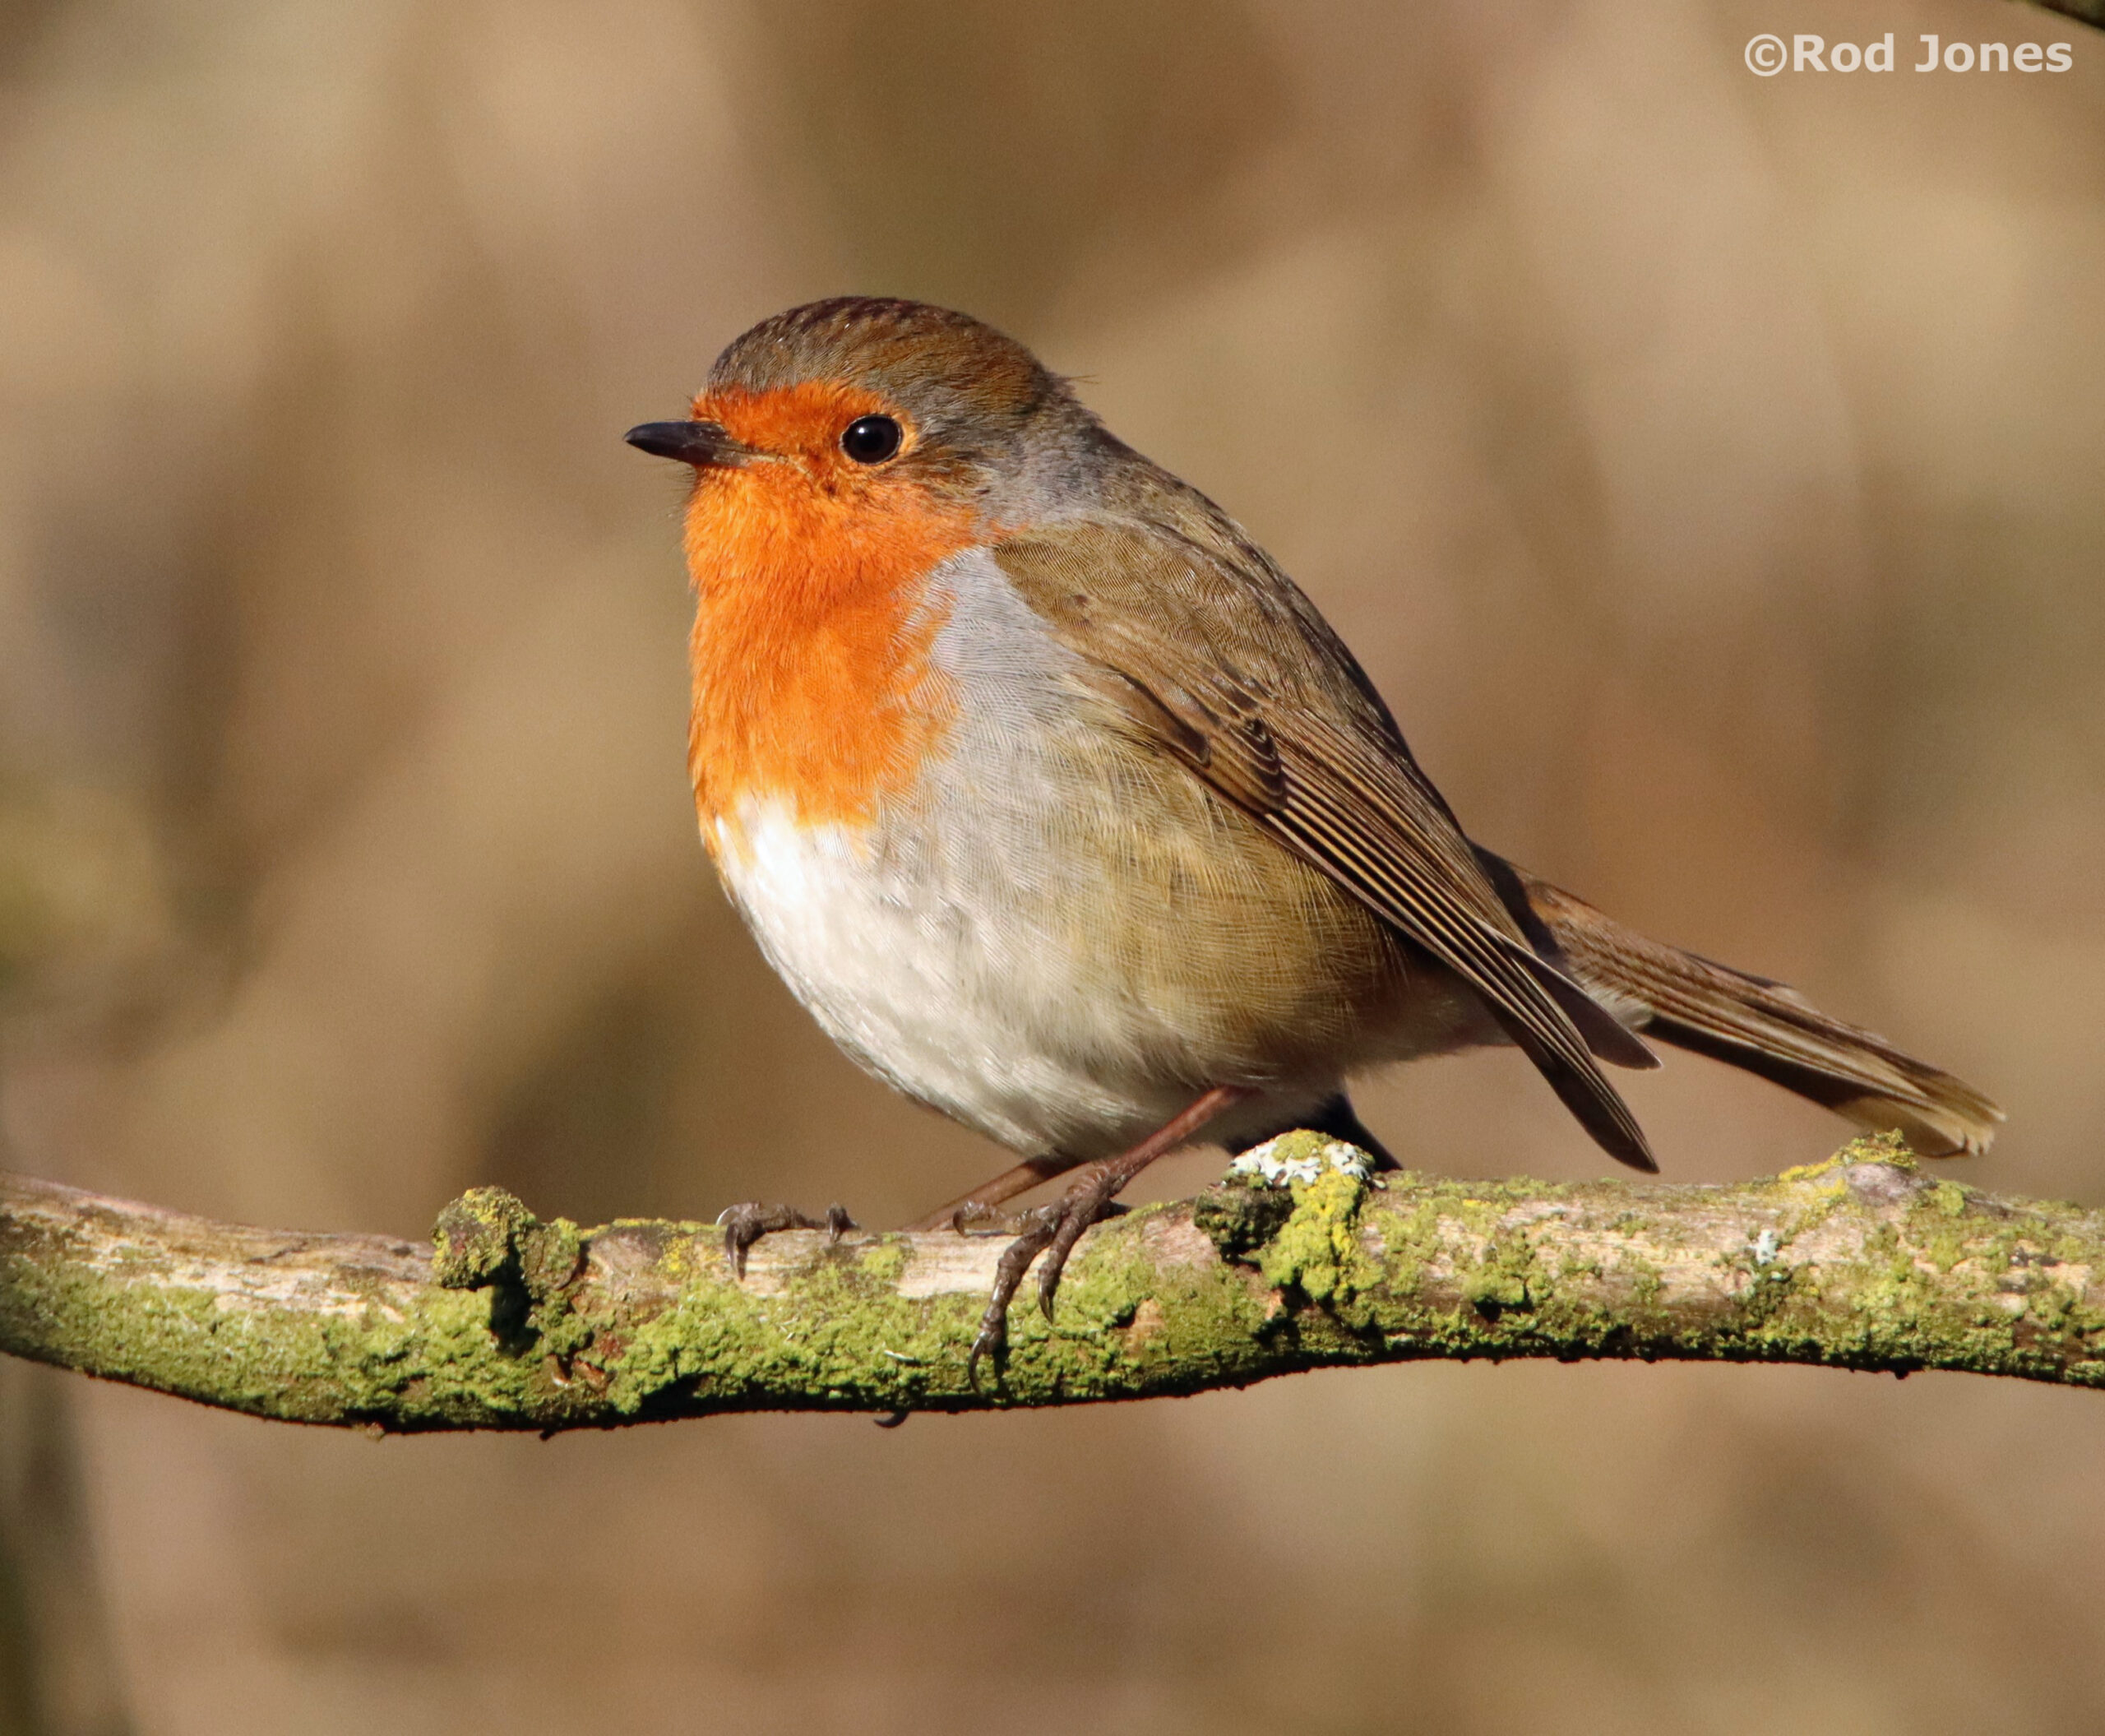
[{"x1": 2, "y1": 1132, "x2": 2103, "y2": 1430}]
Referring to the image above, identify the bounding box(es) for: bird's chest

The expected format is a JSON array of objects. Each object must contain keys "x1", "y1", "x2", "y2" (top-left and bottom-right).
[
  {"x1": 707, "y1": 794, "x2": 960, "y2": 1043},
  {"x1": 684, "y1": 542, "x2": 1029, "y2": 1081},
  {"x1": 707, "y1": 780, "x2": 1077, "y2": 1141},
  {"x1": 682, "y1": 466, "x2": 974, "y2": 850},
  {"x1": 686, "y1": 593, "x2": 954, "y2": 854},
  {"x1": 694, "y1": 567, "x2": 1177, "y2": 1146}
]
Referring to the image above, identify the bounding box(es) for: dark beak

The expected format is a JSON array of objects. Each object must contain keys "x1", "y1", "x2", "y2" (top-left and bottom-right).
[{"x1": 623, "y1": 419, "x2": 754, "y2": 468}]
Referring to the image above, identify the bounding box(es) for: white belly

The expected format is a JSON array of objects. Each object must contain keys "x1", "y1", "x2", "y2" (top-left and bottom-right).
[{"x1": 714, "y1": 794, "x2": 1201, "y2": 1158}]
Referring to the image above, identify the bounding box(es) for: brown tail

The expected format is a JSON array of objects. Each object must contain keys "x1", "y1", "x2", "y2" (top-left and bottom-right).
[{"x1": 1492, "y1": 860, "x2": 2003, "y2": 1157}]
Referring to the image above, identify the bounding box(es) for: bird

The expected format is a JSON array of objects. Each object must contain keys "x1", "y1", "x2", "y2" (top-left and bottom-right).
[{"x1": 625, "y1": 295, "x2": 2001, "y2": 1371}]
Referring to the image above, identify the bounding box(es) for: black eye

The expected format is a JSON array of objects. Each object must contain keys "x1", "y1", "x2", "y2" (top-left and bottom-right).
[{"x1": 840, "y1": 415, "x2": 903, "y2": 464}]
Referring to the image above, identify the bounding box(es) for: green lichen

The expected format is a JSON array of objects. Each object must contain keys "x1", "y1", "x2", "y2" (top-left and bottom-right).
[
  {"x1": 0, "y1": 1211, "x2": 550, "y2": 1429},
  {"x1": 1664, "y1": 1147, "x2": 2105, "y2": 1384},
  {"x1": 12, "y1": 1136, "x2": 2105, "y2": 1433},
  {"x1": 1192, "y1": 1180, "x2": 1294, "y2": 1259},
  {"x1": 1255, "y1": 1164, "x2": 1379, "y2": 1308},
  {"x1": 427, "y1": 1187, "x2": 593, "y2": 1371},
  {"x1": 432, "y1": 1186, "x2": 537, "y2": 1289},
  {"x1": 519, "y1": 1215, "x2": 584, "y2": 1297},
  {"x1": 858, "y1": 1239, "x2": 908, "y2": 1286},
  {"x1": 553, "y1": 1198, "x2": 1274, "y2": 1415}
]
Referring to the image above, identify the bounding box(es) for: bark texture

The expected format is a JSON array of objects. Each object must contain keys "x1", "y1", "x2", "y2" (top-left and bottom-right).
[{"x1": 2, "y1": 1133, "x2": 2103, "y2": 1430}]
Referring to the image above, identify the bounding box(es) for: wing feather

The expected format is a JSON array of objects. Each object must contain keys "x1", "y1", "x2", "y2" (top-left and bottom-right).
[{"x1": 996, "y1": 516, "x2": 1658, "y2": 1171}]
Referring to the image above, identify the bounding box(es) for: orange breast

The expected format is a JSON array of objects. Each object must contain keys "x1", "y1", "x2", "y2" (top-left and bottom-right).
[{"x1": 681, "y1": 382, "x2": 979, "y2": 854}]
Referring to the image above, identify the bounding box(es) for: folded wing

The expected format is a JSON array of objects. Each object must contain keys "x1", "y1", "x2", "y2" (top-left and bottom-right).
[{"x1": 995, "y1": 514, "x2": 1660, "y2": 1172}]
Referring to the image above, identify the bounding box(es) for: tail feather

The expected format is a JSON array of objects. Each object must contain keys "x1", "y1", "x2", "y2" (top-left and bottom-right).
[{"x1": 1509, "y1": 868, "x2": 2003, "y2": 1158}]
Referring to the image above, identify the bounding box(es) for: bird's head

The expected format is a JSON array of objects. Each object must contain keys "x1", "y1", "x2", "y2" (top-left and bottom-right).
[
  {"x1": 627, "y1": 298, "x2": 1077, "y2": 539},
  {"x1": 632, "y1": 301, "x2": 1085, "y2": 828}
]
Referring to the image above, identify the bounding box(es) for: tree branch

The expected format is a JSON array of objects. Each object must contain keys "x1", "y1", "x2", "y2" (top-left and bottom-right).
[{"x1": 2, "y1": 1132, "x2": 2102, "y2": 1430}]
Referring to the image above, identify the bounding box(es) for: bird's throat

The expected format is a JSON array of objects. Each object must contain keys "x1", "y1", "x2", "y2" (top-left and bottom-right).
[{"x1": 682, "y1": 464, "x2": 973, "y2": 857}]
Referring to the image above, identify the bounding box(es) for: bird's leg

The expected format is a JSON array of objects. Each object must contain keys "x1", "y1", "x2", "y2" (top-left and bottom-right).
[
  {"x1": 965, "y1": 1085, "x2": 1251, "y2": 1381},
  {"x1": 904, "y1": 1154, "x2": 1087, "y2": 1234},
  {"x1": 718, "y1": 1201, "x2": 855, "y2": 1280}
]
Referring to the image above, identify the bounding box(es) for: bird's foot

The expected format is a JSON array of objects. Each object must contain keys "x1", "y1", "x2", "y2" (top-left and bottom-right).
[
  {"x1": 959, "y1": 1084, "x2": 1254, "y2": 1383},
  {"x1": 965, "y1": 1169, "x2": 1133, "y2": 1382},
  {"x1": 941, "y1": 1200, "x2": 1045, "y2": 1235},
  {"x1": 717, "y1": 1201, "x2": 854, "y2": 1280}
]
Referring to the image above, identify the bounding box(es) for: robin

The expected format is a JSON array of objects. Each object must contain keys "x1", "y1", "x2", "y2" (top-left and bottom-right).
[{"x1": 627, "y1": 296, "x2": 2000, "y2": 1370}]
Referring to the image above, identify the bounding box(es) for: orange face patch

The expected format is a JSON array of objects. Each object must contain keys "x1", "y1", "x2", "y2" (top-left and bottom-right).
[{"x1": 682, "y1": 382, "x2": 978, "y2": 852}]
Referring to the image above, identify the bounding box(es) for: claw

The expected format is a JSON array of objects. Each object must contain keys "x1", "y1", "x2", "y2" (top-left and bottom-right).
[
  {"x1": 944, "y1": 1200, "x2": 1030, "y2": 1236},
  {"x1": 719, "y1": 1201, "x2": 858, "y2": 1280},
  {"x1": 965, "y1": 1188, "x2": 1134, "y2": 1382},
  {"x1": 1036, "y1": 1196, "x2": 1130, "y2": 1321},
  {"x1": 949, "y1": 1085, "x2": 1255, "y2": 1385},
  {"x1": 965, "y1": 1203, "x2": 1060, "y2": 1385}
]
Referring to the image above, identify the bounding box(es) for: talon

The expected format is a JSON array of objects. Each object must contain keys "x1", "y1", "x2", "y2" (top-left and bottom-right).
[
  {"x1": 946, "y1": 1087, "x2": 1254, "y2": 1384},
  {"x1": 966, "y1": 1287, "x2": 1012, "y2": 1386},
  {"x1": 718, "y1": 1201, "x2": 853, "y2": 1280},
  {"x1": 720, "y1": 1201, "x2": 765, "y2": 1280},
  {"x1": 966, "y1": 1204, "x2": 1059, "y2": 1385},
  {"x1": 1036, "y1": 1251, "x2": 1066, "y2": 1322},
  {"x1": 1034, "y1": 1170, "x2": 1131, "y2": 1322},
  {"x1": 965, "y1": 1317, "x2": 1002, "y2": 1387}
]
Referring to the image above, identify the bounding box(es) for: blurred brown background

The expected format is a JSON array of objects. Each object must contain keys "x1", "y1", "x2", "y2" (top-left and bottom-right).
[{"x1": 1, "y1": 0, "x2": 2101, "y2": 1729}]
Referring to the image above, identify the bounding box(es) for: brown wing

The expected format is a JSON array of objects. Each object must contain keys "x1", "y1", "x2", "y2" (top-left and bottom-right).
[
  {"x1": 995, "y1": 514, "x2": 1660, "y2": 1172},
  {"x1": 1511, "y1": 864, "x2": 2002, "y2": 1157}
]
